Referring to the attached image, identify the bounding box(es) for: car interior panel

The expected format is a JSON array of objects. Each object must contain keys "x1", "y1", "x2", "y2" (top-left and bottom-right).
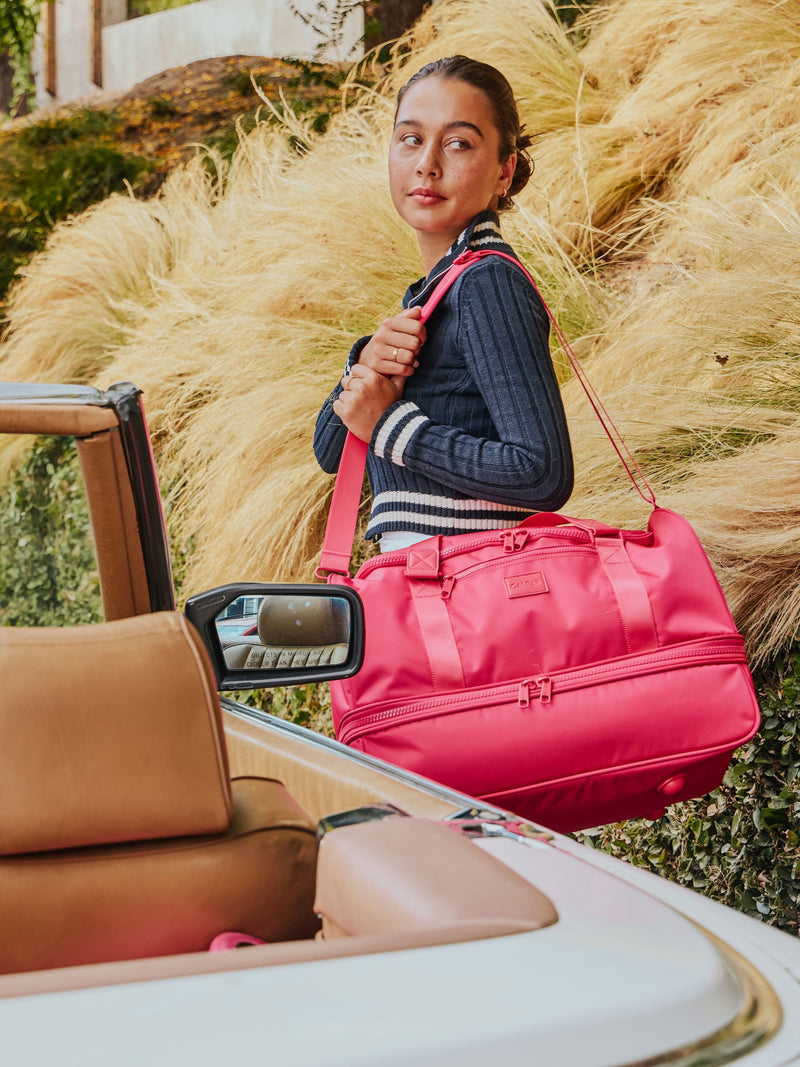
[
  {"x1": 221, "y1": 708, "x2": 460, "y2": 824},
  {"x1": 0, "y1": 612, "x2": 320, "y2": 974},
  {"x1": 0, "y1": 607, "x2": 556, "y2": 986},
  {"x1": 76, "y1": 429, "x2": 153, "y2": 620}
]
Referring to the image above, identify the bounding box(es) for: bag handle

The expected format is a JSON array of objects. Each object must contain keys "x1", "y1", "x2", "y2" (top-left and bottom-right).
[
  {"x1": 317, "y1": 250, "x2": 655, "y2": 577},
  {"x1": 463, "y1": 251, "x2": 656, "y2": 507},
  {"x1": 317, "y1": 262, "x2": 471, "y2": 576},
  {"x1": 518, "y1": 512, "x2": 619, "y2": 538}
]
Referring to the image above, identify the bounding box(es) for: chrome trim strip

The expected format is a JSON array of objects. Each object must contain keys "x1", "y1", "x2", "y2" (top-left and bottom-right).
[
  {"x1": 616, "y1": 927, "x2": 782, "y2": 1067},
  {"x1": 0, "y1": 383, "x2": 108, "y2": 404}
]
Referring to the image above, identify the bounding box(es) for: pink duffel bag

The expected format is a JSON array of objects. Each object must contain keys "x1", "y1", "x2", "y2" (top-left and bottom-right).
[{"x1": 317, "y1": 253, "x2": 760, "y2": 834}]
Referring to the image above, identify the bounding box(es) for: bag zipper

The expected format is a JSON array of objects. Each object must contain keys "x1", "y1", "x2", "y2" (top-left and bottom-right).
[
  {"x1": 337, "y1": 635, "x2": 748, "y2": 745},
  {"x1": 355, "y1": 524, "x2": 652, "y2": 581}
]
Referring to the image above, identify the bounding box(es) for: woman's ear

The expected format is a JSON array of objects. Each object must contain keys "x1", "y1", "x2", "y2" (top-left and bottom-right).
[{"x1": 498, "y1": 153, "x2": 517, "y2": 196}]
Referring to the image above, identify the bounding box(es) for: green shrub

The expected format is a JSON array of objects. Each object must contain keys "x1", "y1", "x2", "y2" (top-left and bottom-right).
[
  {"x1": 0, "y1": 109, "x2": 153, "y2": 311},
  {"x1": 148, "y1": 96, "x2": 180, "y2": 120},
  {"x1": 128, "y1": 0, "x2": 200, "y2": 17},
  {"x1": 0, "y1": 437, "x2": 103, "y2": 627},
  {"x1": 17, "y1": 142, "x2": 152, "y2": 218},
  {"x1": 14, "y1": 107, "x2": 121, "y2": 149},
  {"x1": 228, "y1": 682, "x2": 333, "y2": 736}
]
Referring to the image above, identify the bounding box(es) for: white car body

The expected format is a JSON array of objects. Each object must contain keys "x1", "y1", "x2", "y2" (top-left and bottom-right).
[{"x1": 0, "y1": 382, "x2": 797, "y2": 1066}]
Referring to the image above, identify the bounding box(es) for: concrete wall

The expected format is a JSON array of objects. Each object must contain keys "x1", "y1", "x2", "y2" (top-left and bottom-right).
[
  {"x1": 34, "y1": 0, "x2": 94, "y2": 105},
  {"x1": 34, "y1": 0, "x2": 363, "y2": 108}
]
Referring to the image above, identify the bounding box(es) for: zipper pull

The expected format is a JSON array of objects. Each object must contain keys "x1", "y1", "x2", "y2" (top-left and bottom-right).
[
  {"x1": 501, "y1": 529, "x2": 530, "y2": 552},
  {"x1": 440, "y1": 575, "x2": 455, "y2": 600},
  {"x1": 518, "y1": 677, "x2": 553, "y2": 707}
]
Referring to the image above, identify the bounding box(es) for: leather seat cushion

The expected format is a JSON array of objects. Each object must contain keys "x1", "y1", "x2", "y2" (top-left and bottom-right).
[
  {"x1": 0, "y1": 613, "x2": 232, "y2": 854},
  {"x1": 315, "y1": 816, "x2": 558, "y2": 938},
  {"x1": 0, "y1": 778, "x2": 320, "y2": 975},
  {"x1": 257, "y1": 596, "x2": 348, "y2": 646}
]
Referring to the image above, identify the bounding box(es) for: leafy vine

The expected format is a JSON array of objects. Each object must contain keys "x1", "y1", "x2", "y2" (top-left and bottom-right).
[{"x1": 1, "y1": 0, "x2": 41, "y2": 114}]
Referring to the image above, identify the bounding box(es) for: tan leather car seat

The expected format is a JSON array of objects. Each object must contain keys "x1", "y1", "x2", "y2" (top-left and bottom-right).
[
  {"x1": 0, "y1": 612, "x2": 320, "y2": 974},
  {"x1": 223, "y1": 594, "x2": 349, "y2": 670}
]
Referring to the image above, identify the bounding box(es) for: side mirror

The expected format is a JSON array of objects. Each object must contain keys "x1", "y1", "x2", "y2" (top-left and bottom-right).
[{"x1": 185, "y1": 583, "x2": 364, "y2": 690}]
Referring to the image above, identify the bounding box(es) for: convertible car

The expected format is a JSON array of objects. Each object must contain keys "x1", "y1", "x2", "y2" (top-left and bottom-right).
[{"x1": 0, "y1": 381, "x2": 798, "y2": 1066}]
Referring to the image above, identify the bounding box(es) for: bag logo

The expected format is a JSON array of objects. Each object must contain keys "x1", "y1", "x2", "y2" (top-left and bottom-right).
[{"x1": 504, "y1": 571, "x2": 549, "y2": 598}]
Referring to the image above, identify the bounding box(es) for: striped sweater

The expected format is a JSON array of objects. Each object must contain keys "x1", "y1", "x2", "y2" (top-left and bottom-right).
[{"x1": 313, "y1": 211, "x2": 573, "y2": 540}]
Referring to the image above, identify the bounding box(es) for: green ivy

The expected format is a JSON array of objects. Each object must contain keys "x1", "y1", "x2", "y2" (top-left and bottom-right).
[{"x1": 0, "y1": 0, "x2": 40, "y2": 114}]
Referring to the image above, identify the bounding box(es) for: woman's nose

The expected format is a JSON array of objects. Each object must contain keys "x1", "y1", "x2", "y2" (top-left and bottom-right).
[{"x1": 416, "y1": 143, "x2": 441, "y2": 177}]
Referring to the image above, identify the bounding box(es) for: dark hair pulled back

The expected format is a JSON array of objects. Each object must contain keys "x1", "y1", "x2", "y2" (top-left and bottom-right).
[{"x1": 395, "y1": 55, "x2": 533, "y2": 211}]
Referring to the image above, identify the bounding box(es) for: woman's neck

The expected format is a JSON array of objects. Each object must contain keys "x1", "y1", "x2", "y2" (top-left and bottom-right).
[{"x1": 418, "y1": 232, "x2": 457, "y2": 277}]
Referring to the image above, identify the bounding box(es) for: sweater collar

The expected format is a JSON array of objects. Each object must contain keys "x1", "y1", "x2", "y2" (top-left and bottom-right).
[{"x1": 405, "y1": 210, "x2": 513, "y2": 307}]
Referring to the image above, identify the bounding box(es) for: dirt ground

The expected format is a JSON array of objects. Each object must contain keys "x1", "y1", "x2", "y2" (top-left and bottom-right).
[
  {"x1": 6, "y1": 55, "x2": 348, "y2": 183},
  {"x1": 112, "y1": 55, "x2": 347, "y2": 175}
]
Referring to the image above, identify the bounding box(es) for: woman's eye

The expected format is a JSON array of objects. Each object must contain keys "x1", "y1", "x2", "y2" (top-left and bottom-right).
[
  {"x1": 399, "y1": 133, "x2": 422, "y2": 146},
  {"x1": 446, "y1": 138, "x2": 471, "y2": 150}
]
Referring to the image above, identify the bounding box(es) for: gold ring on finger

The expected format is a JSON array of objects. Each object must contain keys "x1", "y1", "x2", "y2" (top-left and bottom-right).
[{"x1": 392, "y1": 347, "x2": 399, "y2": 358}]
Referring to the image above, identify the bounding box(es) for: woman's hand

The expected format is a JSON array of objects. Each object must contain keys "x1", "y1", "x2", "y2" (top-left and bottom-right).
[
  {"x1": 358, "y1": 306, "x2": 425, "y2": 378},
  {"x1": 333, "y1": 364, "x2": 405, "y2": 443}
]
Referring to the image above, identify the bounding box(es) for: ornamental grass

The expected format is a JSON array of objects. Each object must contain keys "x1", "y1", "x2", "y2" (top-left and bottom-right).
[{"x1": 1, "y1": 0, "x2": 799, "y2": 663}]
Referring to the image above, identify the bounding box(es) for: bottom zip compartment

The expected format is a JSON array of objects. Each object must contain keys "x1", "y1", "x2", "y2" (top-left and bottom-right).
[
  {"x1": 481, "y1": 749, "x2": 735, "y2": 834},
  {"x1": 339, "y1": 639, "x2": 760, "y2": 833}
]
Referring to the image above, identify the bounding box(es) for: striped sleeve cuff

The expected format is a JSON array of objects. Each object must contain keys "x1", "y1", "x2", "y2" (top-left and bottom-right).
[
  {"x1": 372, "y1": 401, "x2": 430, "y2": 467},
  {"x1": 345, "y1": 335, "x2": 372, "y2": 374}
]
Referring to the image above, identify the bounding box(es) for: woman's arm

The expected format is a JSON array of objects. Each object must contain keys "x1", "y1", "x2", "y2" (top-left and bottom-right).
[
  {"x1": 312, "y1": 337, "x2": 370, "y2": 473},
  {"x1": 315, "y1": 307, "x2": 427, "y2": 467},
  {"x1": 370, "y1": 259, "x2": 574, "y2": 511}
]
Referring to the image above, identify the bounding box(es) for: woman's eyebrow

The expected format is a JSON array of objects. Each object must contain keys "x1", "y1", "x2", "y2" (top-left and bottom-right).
[{"x1": 394, "y1": 119, "x2": 485, "y2": 137}]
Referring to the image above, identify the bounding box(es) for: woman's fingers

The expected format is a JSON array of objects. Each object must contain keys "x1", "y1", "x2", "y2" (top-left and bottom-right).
[
  {"x1": 360, "y1": 306, "x2": 426, "y2": 376},
  {"x1": 334, "y1": 364, "x2": 404, "y2": 442}
]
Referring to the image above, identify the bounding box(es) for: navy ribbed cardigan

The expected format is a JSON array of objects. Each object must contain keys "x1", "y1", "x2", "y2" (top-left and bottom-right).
[{"x1": 313, "y1": 211, "x2": 573, "y2": 540}]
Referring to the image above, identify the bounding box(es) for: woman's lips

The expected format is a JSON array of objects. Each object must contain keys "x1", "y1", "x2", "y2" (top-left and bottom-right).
[{"x1": 410, "y1": 187, "x2": 445, "y2": 204}]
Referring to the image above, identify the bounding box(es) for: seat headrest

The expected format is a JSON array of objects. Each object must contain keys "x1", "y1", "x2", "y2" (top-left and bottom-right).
[
  {"x1": 257, "y1": 595, "x2": 348, "y2": 647},
  {"x1": 0, "y1": 612, "x2": 232, "y2": 855}
]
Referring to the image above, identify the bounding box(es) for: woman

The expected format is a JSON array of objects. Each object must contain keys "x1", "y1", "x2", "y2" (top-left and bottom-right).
[{"x1": 314, "y1": 56, "x2": 573, "y2": 552}]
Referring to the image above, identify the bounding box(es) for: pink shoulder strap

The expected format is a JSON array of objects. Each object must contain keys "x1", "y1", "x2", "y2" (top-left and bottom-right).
[{"x1": 317, "y1": 250, "x2": 655, "y2": 577}]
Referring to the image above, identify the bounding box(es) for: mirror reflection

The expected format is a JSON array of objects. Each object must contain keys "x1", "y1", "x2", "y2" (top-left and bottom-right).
[{"x1": 215, "y1": 594, "x2": 352, "y2": 672}]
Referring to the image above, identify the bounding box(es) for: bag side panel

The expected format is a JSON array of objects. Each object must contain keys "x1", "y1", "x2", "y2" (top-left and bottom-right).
[{"x1": 630, "y1": 508, "x2": 740, "y2": 644}]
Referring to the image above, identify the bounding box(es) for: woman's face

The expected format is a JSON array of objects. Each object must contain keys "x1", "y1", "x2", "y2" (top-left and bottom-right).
[{"x1": 389, "y1": 75, "x2": 515, "y2": 268}]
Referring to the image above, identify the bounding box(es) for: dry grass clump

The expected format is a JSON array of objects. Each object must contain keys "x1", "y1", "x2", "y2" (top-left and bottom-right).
[
  {"x1": 378, "y1": 0, "x2": 594, "y2": 131},
  {"x1": 1, "y1": 0, "x2": 799, "y2": 659},
  {"x1": 531, "y1": 0, "x2": 800, "y2": 257}
]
